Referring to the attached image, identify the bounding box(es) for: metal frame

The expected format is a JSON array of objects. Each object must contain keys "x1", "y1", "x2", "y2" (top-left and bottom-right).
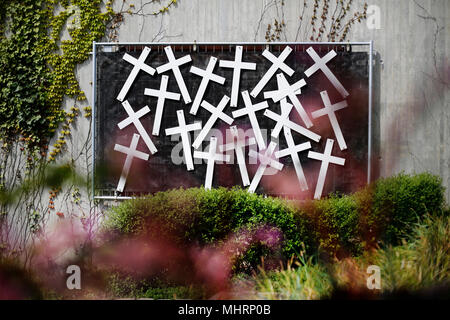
[
  {"x1": 92, "y1": 41, "x2": 374, "y2": 201},
  {"x1": 92, "y1": 41, "x2": 97, "y2": 201}
]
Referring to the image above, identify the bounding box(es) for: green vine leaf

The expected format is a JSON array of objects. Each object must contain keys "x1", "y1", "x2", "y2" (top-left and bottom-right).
[{"x1": 0, "y1": 0, "x2": 115, "y2": 159}]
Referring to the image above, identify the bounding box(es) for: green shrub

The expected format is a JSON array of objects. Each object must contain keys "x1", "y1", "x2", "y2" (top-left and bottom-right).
[
  {"x1": 105, "y1": 187, "x2": 314, "y2": 272},
  {"x1": 104, "y1": 188, "x2": 203, "y2": 243},
  {"x1": 305, "y1": 194, "x2": 361, "y2": 257},
  {"x1": 104, "y1": 173, "x2": 447, "y2": 272},
  {"x1": 190, "y1": 188, "x2": 314, "y2": 270},
  {"x1": 369, "y1": 172, "x2": 445, "y2": 245},
  {"x1": 107, "y1": 273, "x2": 140, "y2": 298},
  {"x1": 106, "y1": 272, "x2": 206, "y2": 299},
  {"x1": 138, "y1": 286, "x2": 206, "y2": 300}
]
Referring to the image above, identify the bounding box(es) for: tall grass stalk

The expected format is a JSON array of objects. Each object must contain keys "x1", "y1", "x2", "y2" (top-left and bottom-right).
[
  {"x1": 253, "y1": 255, "x2": 333, "y2": 300},
  {"x1": 375, "y1": 214, "x2": 449, "y2": 292}
]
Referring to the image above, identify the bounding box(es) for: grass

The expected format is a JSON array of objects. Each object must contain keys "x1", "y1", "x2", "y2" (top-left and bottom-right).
[
  {"x1": 252, "y1": 255, "x2": 334, "y2": 300},
  {"x1": 374, "y1": 214, "x2": 449, "y2": 292},
  {"x1": 235, "y1": 214, "x2": 449, "y2": 300}
]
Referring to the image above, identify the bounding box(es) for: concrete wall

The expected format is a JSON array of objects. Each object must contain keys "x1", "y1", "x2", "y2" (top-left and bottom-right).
[
  {"x1": 3, "y1": 0, "x2": 449, "y2": 256},
  {"x1": 74, "y1": 0, "x2": 449, "y2": 200}
]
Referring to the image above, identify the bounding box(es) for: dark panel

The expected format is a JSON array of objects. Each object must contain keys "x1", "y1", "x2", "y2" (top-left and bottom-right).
[{"x1": 95, "y1": 45, "x2": 369, "y2": 198}]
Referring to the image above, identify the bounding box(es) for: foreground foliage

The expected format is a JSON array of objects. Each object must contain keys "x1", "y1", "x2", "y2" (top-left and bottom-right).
[
  {"x1": 105, "y1": 172, "x2": 446, "y2": 270},
  {"x1": 0, "y1": 172, "x2": 447, "y2": 299},
  {"x1": 248, "y1": 214, "x2": 449, "y2": 300}
]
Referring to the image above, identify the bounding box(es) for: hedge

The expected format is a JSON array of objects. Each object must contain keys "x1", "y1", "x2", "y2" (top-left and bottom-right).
[
  {"x1": 104, "y1": 172, "x2": 447, "y2": 270},
  {"x1": 368, "y1": 172, "x2": 445, "y2": 244},
  {"x1": 104, "y1": 187, "x2": 313, "y2": 272}
]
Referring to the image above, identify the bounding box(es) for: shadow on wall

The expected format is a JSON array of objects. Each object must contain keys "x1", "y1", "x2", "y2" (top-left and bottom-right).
[{"x1": 371, "y1": 51, "x2": 382, "y2": 183}]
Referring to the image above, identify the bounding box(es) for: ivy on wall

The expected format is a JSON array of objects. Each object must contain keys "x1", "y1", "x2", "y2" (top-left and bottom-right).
[
  {"x1": 0, "y1": 0, "x2": 179, "y2": 261},
  {"x1": 0, "y1": 0, "x2": 115, "y2": 161},
  {"x1": 0, "y1": 0, "x2": 180, "y2": 163}
]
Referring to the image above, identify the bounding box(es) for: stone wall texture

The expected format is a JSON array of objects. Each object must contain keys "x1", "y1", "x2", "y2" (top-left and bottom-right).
[{"x1": 73, "y1": 0, "x2": 450, "y2": 201}]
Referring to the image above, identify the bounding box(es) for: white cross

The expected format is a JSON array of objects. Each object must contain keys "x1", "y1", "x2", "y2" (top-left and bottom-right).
[
  {"x1": 193, "y1": 137, "x2": 231, "y2": 190},
  {"x1": 305, "y1": 47, "x2": 349, "y2": 98},
  {"x1": 312, "y1": 91, "x2": 348, "y2": 150},
  {"x1": 264, "y1": 73, "x2": 312, "y2": 128},
  {"x1": 117, "y1": 47, "x2": 156, "y2": 102},
  {"x1": 264, "y1": 74, "x2": 305, "y2": 102},
  {"x1": 248, "y1": 141, "x2": 284, "y2": 193},
  {"x1": 308, "y1": 139, "x2": 345, "y2": 199},
  {"x1": 219, "y1": 126, "x2": 257, "y2": 187},
  {"x1": 114, "y1": 133, "x2": 150, "y2": 193},
  {"x1": 264, "y1": 102, "x2": 321, "y2": 142},
  {"x1": 232, "y1": 90, "x2": 269, "y2": 150},
  {"x1": 144, "y1": 75, "x2": 181, "y2": 136},
  {"x1": 165, "y1": 110, "x2": 202, "y2": 171},
  {"x1": 190, "y1": 56, "x2": 226, "y2": 115},
  {"x1": 250, "y1": 46, "x2": 294, "y2": 98},
  {"x1": 275, "y1": 128, "x2": 311, "y2": 191},
  {"x1": 117, "y1": 101, "x2": 158, "y2": 154},
  {"x1": 156, "y1": 46, "x2": 192, "y2": 104},
  {"x1": 192, "y1": 95, "x2": 234, "y2": 149},
  {"x1": 219, "y1": 46, "x2": 256, "y2": 107}
]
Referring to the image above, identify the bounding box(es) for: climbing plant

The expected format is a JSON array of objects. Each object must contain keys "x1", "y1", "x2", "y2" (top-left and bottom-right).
[
  {"x1": 264, "y1": 0, "x2": 368, "y2": 42},
  {"x1": 0, "y1": 0, "x2": 179, "y2": 264},
  {"x1": 0, "y1": 0, "x2": 116, "y2": 263},
  {"x1": 0, "y1": 0, "x2": 115, "y2": 160}
]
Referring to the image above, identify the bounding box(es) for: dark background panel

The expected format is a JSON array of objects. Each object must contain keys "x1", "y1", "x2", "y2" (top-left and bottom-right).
[{"x1": 95, "y1": 45, "x2": 369, "y2": 198}]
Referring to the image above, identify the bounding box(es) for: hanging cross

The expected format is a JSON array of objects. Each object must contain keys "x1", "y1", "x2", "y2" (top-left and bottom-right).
[
  {"x1": 305, "y1": 47, "x2": 349, "y2": 98},
  {"x1": 219, "y1": 126, "x2": 257, "y2": 187},
  {"x1": 250, "y1": 46, "x2": 294, "y2": 98},
  {"x1": 156, "y1": 46, "x2": 192, "y2": 104},
  {"x1": 312, "y1": 90, "x2": 348, "y2": 150},
  {"x1": 219, "y1": 46, "x2": 256, "y2": 107},
  {"x1": 232, "y1": 90, "x2": 269, "y2": 150},
  {"x1": 117, "y1": 47, "x2": 156, "y2": 102},
  {"x1": 144, "y1": 75, "x2": 181, "y2": 136},
  {"x1": 190, "y1": 56, "x2": 226, "y2": 115},
  {"x1": 264, "y1": 99, "x2": 291, "y2": 138},
  {"x1": 114, "y1": 133, "x2": 150, "y2": 193},
  {"x1": 275, "y1": 128, "x2": 311, "y2": 191},
  {"x1": 264, "y1": 101, "x2": 321, "y2": 142},
  {"x1": 192, "y1": 95, "x2": 234, "y2": 149},
  {"x1": 308, "y1": 139, "x2": 345, "y2": 199},
  {"x1": 264, "y1": 73, "x2": 312, "y2": 128},
  {"x1": 248, "y1": 141, "x2": 284, "y2": 193},
  {"x1": 263, "y1": 74, "x2": 304, "y2": 102},
  {"x1": 117, "y1": 101, "x2": 158, "y2": 154},
  {"x1": 165, "y1": 109, "x2": 202, "y2": 171},
  {"x1": 193, "y1": 137, "x2": 230, "y2": 190}
]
